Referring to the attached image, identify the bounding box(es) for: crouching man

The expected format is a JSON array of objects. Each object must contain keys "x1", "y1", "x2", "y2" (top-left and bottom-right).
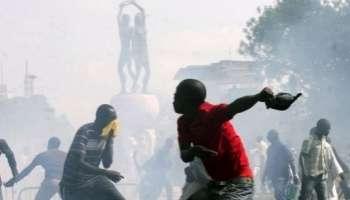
[{"x1": 60, "y1": 104, "x2": 125, "y2": 200}]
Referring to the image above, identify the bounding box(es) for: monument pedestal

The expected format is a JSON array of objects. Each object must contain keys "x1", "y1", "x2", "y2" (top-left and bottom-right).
[
  {"x1": 110, "y1": 93, "x2": 159, "y2": 186},
  {"x1": 111, "y1": 93, "x2": 159, "y2": 130}
]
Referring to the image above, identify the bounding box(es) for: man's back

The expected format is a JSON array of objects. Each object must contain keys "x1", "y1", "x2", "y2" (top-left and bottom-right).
[
  {"x1": 37, "y1": 149, "x2": 66, "y2": 180},
  {"x1": 266, "y1": 142, "x2": 293, "y2": 181}
]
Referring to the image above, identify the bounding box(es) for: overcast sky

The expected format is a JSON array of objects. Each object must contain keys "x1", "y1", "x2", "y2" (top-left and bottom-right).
[{"x1": 0, "y1": 0, "x2": 275, "y2": 127}]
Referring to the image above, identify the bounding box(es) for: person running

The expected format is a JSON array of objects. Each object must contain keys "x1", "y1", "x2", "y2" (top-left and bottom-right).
[
  {"x1": 262, "y1": 129, "x2": 299, "y2": 200},
  {"x1": 5, "y1": 137, "x2": 66, "y2": 200}
]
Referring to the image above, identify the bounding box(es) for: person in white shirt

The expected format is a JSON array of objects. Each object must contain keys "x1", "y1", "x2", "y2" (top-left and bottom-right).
[{"x1": 299, "y1": 119, "x2": 344, "y2": 200}]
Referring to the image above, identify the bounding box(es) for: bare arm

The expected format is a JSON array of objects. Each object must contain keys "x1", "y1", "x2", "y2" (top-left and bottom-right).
[
  {"x1": 131, "y1": 2, "x2": 145, "y2": 15},
  {"x1": 0, "y1": 139, "x2": 18, "y2": 177},
  {"x1": 332, "y1": 146, "x2": 350, "y2": 173},
  {"x1": 118, "y1": 3, "x2": 128, "y2": 22},
  {"x1": 226, "y1": 94, "x2": 260, "y2": 119},
  {"x1": 330, "y1": 147, "x2": 345, "y2": 180},
  {"x1": 102, "y1": 137, "x2": 114, "y2": 168},
  {"x1": 179, "y1": 143, "x2": 217, "y2": 163},
  {"x1": 5, "y1": 155, "x2": 40, "y2": 187},
  {"x1": 225, "y1": 88, "x2": 273, "y2": 119}
]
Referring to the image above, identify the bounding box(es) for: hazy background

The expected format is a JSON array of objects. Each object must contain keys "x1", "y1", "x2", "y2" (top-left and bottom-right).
[
  {"x1": 2, "y1": 1, "x2": 350, "y2": 199},
  {"x1": 0, "y1": 0, "x2": 275, "y2": 127}
]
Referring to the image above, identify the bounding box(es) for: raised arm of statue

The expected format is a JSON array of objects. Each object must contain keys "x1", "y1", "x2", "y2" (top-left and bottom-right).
[
  {"x1": 131, "y1": 1, "x2": 145, "y2": 16},
  {"x1": 118, "y1": 1, "x2": 130, "y2": 22}
]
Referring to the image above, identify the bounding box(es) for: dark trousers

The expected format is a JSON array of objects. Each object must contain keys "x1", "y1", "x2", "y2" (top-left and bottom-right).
[
  {"x1": 298, "y1": 175, "x2": 327, "y2": 200},
  {"x1": 60, "y1": 176, "x2": 125, "y2": 200},
  {"x1": 271, "y1": 178, "x2": 289, "y2": 200}
]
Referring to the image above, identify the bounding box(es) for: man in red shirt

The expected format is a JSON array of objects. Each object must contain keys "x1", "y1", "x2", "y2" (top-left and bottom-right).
[{"x1": 174, "y1": 79, "x2": 274, "y2": 200}]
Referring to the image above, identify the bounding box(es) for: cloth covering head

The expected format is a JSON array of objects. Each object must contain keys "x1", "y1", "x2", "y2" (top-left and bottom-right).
[
  {"x1": 101, "y1": 120, "x2": 120, "y2": 139},
  {"x1": 95, "y1": 104, "x2": 117, "y2": 131}
]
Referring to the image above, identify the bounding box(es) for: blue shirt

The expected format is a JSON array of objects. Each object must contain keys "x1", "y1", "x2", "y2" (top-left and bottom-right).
[{"x1": 265, "y1": 141, "x2": 295, "y2": 182}]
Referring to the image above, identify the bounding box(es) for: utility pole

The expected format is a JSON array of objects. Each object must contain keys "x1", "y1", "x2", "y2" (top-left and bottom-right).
[
  {"x1": 0, "y1": 61, "x2": 8, "y2": 100},
  {"x1": 24, "y1": 60, "x2": 37, "y2": 97}
]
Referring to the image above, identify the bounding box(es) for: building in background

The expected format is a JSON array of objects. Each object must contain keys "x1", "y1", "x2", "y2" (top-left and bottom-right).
[
  {"x1": 0, "y1": 62, "x2": 74, "y2": 150},
  {"x1": 175, "y1": 60, "x2": 263, "y2": 102}
]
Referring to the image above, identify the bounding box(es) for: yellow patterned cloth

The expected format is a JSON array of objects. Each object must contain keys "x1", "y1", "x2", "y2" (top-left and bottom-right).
[{"x1": 101, "y1": 120, "x2": 120, "y2": 139}]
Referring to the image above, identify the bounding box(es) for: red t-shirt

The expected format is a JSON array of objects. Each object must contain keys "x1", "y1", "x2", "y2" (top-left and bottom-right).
[{"x1": 177, "y1": 102, "x2": 253, "y2": 181}]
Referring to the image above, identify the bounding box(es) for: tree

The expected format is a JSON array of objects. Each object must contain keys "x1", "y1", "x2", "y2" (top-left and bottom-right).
[{"x1": 240, "y1": 0, "x2": 350, "y2": 128}]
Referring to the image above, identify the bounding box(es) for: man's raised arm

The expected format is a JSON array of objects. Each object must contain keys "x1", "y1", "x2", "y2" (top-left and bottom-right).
[
  {"x1": 5, "y1": 155, "x2": 41, "y2": 187},
  {"x1": 131, "y1": 1, "x2": 145, "y2": 15},
  {"x1": 225, "y1": 87, "x2": 273, "y2": 119},
  {"x1": 117, "y1": 2, "x2": 128, "y2": 22}
]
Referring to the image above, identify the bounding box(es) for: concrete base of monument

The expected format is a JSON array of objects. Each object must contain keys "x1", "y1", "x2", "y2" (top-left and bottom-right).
[
  {"x1": 110, "y1": 93, "x2": 160, "y2": 130},
  {"x1": 110, "y1": 93, "x2": 159, "y2": 189}
]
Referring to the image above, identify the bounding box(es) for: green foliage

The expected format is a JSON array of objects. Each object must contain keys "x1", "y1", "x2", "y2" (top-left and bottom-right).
[
  {"x1": 240, "y1": 0, "x2": 350, "y2": 121},
  {"x1": 241, "y1": 0, "x2": 350, "y2": 75}
]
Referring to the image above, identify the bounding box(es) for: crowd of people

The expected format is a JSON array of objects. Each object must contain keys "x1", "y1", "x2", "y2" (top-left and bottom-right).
[
  {"x1": 256, "y1": 121, "x2": 350, "y2": 200},
  {"x1": 0, "y1": 78, "x2": 349, "y2": 200}
]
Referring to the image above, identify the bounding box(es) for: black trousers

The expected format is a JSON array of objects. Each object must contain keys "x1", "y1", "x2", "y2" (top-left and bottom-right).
[
  {"x1": 271, "y1": 178, "x2": 289, "y2": 200},
  {"x1": 298, "y1": 175, "x2": 327, "y2": 200},
  {"x1": 60, "y1": 176, "x2": 125, "y2": 200}
]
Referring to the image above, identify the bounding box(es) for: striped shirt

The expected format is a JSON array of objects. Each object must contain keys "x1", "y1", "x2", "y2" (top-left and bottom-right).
[{"x1": 61, "y1": 123, "x2": 107, "y2": 187}]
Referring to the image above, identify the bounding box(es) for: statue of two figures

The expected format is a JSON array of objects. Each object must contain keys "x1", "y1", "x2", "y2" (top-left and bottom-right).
[{"x1": 118, "y1": 0, "x2": 150, "y2": 94}]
